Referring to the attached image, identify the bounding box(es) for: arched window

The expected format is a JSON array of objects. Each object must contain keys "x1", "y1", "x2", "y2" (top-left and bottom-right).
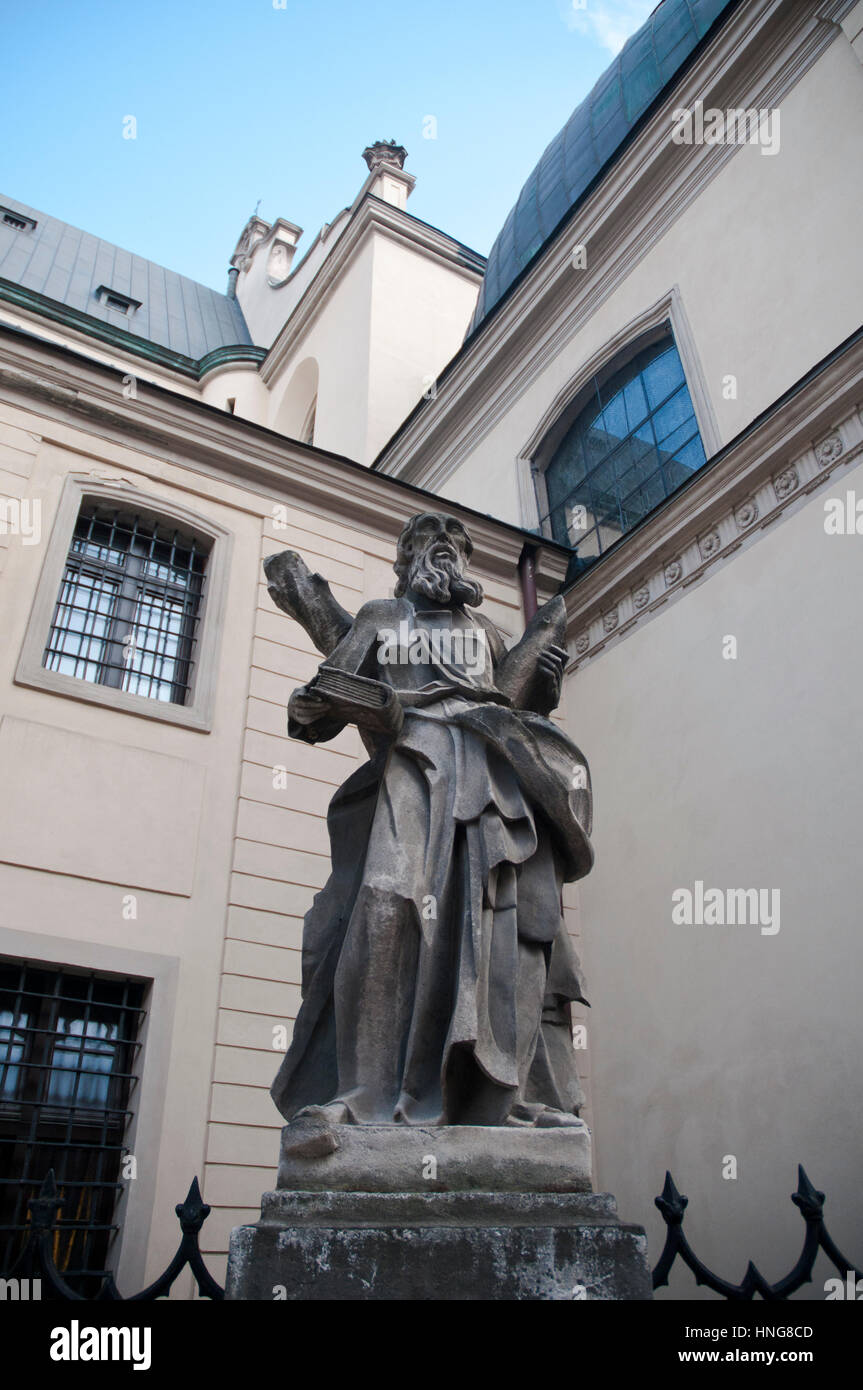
[{"x1": 535, "y1": 328, "x2": 706, "y2": 570}]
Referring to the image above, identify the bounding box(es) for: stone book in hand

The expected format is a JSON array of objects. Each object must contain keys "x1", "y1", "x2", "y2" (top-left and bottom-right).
[
  {"x1": 308, "y1": 666, "x2": 403, "y2": 737},
  {"x1": 312, "y1": 667, "x2": 391, "y2": 708}
]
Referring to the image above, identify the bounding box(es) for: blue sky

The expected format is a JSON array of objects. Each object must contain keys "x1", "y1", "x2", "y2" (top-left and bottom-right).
[{"x1": 3, "y1": 0, "x2": 656, "y2": 293}]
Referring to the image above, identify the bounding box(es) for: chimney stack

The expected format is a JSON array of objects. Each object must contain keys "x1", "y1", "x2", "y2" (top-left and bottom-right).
[{"x1": 361, "y1": 140, "x2": 415, "y2": 210}]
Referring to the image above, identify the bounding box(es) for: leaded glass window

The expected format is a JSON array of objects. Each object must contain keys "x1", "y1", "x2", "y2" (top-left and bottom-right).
[{"x1": 537, "y1": 330, "x2": 707, "y2": 570}]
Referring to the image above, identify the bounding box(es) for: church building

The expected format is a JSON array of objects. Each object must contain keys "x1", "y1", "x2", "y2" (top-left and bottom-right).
[{"x1": 0, "y1": 0, "x2": 861, "y2": 1297}]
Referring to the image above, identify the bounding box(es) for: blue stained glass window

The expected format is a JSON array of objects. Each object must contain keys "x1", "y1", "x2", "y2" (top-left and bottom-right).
[{"x1": 538, "y1": 330, "x2": 708, "y2": 569}]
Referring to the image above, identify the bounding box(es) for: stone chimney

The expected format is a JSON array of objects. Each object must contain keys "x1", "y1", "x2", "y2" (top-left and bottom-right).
[
  {"x1": 361, "y1": 140, "x2": 415, "y2": 210},
  {"x1": 362, "y1": 139, "x2": 408, "y2": 172}
]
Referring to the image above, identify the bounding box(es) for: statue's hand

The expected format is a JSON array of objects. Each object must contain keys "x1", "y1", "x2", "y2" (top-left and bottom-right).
[
  {"x1": 536, "y1": 642, "x2": 568, "y2": 703},
  {"x1": 289, "y1": 685, "x2": 332, "y2": 726}
]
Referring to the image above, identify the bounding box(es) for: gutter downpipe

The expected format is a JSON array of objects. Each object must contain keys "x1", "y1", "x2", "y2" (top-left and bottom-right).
[{"x1": 518, "y1": 544, "x2": 539, "y2": 624}]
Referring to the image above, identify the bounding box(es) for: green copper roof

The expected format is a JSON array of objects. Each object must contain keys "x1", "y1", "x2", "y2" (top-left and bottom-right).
[
  {"x1": 0, "y1": 194, "x2": 253, "y2": 358},
  {"x1": 470, "y1": 0, "x2": 738, "y2": 331}
]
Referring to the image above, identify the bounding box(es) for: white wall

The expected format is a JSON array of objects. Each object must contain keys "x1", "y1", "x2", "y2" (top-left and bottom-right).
[
  {"x1": 268, "y1": 237, "x2": 375, "y2": 458},
  {"x1": 564, "y1": 460, "x2": 863, "y2": 1295},
  {"x1": 365, "y1": 236, "x2": 479, "y2": 462},
  {"x1": 267, "y1": 230, "x2": 479, "y2": 464}
]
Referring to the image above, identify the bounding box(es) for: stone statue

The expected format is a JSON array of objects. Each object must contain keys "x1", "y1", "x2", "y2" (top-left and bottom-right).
[{"x1": 264, "y1": 512, "x2": 593, "y2": 1132}]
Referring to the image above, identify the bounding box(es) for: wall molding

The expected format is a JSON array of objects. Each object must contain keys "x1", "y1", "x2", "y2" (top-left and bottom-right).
[{"x1": 0, "y1": 322, "x2": 568, "y2": 596}]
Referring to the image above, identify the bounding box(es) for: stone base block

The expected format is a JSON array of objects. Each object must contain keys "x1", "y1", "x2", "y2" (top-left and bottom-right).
[
  {"x1": 226, "y1": 1189, "x2": 652, "y2": 1301},
  {"x1": 276, "y1": 1120, "x2": 593, "y2": 1193}
]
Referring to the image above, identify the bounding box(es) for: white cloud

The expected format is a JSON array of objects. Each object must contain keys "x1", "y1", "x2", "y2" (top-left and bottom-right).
[{"x1": 563, "y1": 0, "x2": 658, "y2": 56}]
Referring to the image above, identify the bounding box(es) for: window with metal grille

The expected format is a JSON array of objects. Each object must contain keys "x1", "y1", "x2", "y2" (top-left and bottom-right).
[
  {"x1": 0, "y1": 961, "x2": 146, "y2": 1296},
  {"x1": 42, "y1": 503, "x2": 209, "y2": 705},
  {"x1": 536, "y1": 329, "x2": 706, "y2": 573}
]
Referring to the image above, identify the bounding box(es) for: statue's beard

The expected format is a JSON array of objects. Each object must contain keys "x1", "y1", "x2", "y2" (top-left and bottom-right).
[{"x1": 406, "y1": 548, "x2": 483, "y2": 607}]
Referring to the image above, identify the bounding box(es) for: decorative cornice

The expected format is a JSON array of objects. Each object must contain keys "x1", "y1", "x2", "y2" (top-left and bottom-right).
[
  {"x1": 373, "y1": 0, "x2": 838, "y2": 490},
  {"x1": 564, "y1": 331, "x2": 863, "y2": 666},
  {"x1": 0, "y1": 278, "x2": 265, "y2": 382},
  {"x1": 197, "y1": 344, "x2": 268, "y2": 377},
  {"x1": 0, "y1": 320, "x2": 566, "y2": 593}
]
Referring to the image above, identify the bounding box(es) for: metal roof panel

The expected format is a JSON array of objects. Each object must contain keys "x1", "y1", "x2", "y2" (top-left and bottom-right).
[{"x1": 0, "y1": 194, "x2": 253, "y2": 357}]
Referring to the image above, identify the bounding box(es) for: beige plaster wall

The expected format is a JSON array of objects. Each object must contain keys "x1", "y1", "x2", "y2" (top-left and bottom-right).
[
  {"x1": 0, "y1": 399, "x2": 261, "y2": 1293},
  {"x1": 0, "y1": 389, "x2": 588, "y2": 1294}
]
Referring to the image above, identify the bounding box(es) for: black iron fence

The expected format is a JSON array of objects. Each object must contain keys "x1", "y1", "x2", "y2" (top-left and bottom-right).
[
  {"x1": 3, "y1": 1164, "x2": 860, "y2": 1301},
  {"x1": 652, "y1": 1165, "x2": 862, "y2": 1299},
  {"x1": 7, "y1": 1170, "x2": 223, "y2": 1300}
]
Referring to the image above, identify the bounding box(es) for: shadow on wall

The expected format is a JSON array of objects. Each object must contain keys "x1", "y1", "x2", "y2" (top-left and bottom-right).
[{"x1": 273, "y1": 357, "x2": 318, "y2": 445}]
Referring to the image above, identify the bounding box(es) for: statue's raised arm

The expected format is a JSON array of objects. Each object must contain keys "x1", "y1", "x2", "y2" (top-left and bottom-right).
[{"x1": 263, "y1": 549, "x2": 353, "y2": 657}]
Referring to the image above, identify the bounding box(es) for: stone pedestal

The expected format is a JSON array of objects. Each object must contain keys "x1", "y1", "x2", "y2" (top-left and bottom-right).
[{"x1": 226, "y1": 1123, "x2": 652, "y2": 1301}]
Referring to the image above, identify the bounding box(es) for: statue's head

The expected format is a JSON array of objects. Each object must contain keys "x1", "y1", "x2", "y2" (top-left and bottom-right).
[{"x1": 393, "y1": 512, "x2": 483, "y2": 608}]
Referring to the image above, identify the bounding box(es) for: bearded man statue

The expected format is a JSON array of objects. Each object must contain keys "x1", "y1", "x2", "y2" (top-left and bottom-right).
[{"x1": 264, "y1": 511, "x2": 594, "y2": 1131}]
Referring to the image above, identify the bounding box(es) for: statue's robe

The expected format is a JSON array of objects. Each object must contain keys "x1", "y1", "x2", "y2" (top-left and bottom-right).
[{"x1": 271, "y1": 595, "x2": 594, "y2": 1126}]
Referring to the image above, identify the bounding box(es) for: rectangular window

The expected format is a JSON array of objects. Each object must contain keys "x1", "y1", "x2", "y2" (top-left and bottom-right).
[
  {"x1": 0, "y1": 961, "x2": 146, "y2": 1296},
  {"x1": 1, "y1": 208, "x2": 37, "y2": 233},
  {"x1": 95, "y1": 286, "x2": 142, "y2": 317},
  {"x1": 42, "y1": 504, "x2": 209, "y2": 705}
]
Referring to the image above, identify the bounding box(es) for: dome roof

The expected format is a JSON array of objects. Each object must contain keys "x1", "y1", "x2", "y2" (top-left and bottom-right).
[{"x1": 470, "y1": 0, "x2": 737, "y2": 331}]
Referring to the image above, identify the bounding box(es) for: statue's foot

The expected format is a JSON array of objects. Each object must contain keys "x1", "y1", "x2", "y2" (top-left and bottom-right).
[
  {"x1": 294, "y1": 1102, "x2": 350, "y2": 1125},
  {"x1": 534, "y1": 1108, "x2": 588, "y2": 1130},
  {"x1": 505, "y1": 1101, "x2": 588, "y2": 1130},
  {"x1": 282, "y1": 1102, "x2": 349, "y2": 1158}
]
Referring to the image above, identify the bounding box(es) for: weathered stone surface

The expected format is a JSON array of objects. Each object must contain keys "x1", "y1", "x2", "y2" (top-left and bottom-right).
[
  {"x1": 266, "y1": 514, "x2": 594, "y2": 1130},
  {"x1": 277, "y1": 1120, "x2": 592, "y2": 1193},
  {"x1": 261, "y1": 1189, "x2": 615, "y2": 1227},
  {"x1": 226, "y1": 1190, "x2": 652, "y2": 1301}
]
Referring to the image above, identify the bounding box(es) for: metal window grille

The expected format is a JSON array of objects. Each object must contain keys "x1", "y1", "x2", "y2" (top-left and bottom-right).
[
  {"x1": 43, "y1": 503, "x2": 209, "y2": 705},
  {"x1": 538, "y1": 331, "x2": 706, "y2": 572},
  {"x1": 0, "y1": 961, "x2": 147, "y2": 1296}
]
